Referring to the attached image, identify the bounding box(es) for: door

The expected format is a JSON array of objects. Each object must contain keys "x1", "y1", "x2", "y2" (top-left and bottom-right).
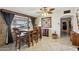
[
  {"x1": 61, "y1": 20, "x2": 69, "y2": 33},
  {"x1": 61, "y1": 18, "x2": 72, "y2": 37}
]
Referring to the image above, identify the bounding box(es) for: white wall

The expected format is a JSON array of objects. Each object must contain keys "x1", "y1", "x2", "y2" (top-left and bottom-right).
[
  {"x1": 52, "y1": 7, "x2": 79, "y2": 37},
  {"x1": 37, "y1": 7, "x2": 79, "y2": 38}
]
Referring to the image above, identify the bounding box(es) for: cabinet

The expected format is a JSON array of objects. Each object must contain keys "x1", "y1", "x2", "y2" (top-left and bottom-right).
[{"x1": 42, "y1": 29, "x2": 49, "y2": 37}]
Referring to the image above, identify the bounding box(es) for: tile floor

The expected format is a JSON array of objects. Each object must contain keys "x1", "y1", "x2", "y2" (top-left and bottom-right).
[{"x1": 0, "y1": 36, "x2": 77, "y2": 51}]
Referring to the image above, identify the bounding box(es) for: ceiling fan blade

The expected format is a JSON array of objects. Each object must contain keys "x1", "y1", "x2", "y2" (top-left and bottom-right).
[
  {"x1": 48, "y1": 12, "x2": 52, "y2": 14},
  {"x1": 49, "y1": 8, "x2": 55, "y2": 11}
]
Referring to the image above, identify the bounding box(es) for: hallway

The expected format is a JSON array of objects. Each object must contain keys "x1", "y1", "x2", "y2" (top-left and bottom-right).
[{"x1": 0, "y1": 36, "x2": 77, "y2": 51}]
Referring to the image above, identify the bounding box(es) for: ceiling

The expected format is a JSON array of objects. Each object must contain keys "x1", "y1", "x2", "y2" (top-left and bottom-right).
[
  {"x1": 0, "y1": 7, "x2": 42, "y2": 17},
  {"x1": 0, "y1": 7, "x2": 78, "y2": 17}
]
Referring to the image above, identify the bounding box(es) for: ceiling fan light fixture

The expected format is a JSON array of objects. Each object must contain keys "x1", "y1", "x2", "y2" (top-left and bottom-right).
[
  {"x1": 40, "y1": 7, "x2": 55, "y2": 17},
  {"x1": 41, "y1": 12, "x2": 49, "y2": 16}
]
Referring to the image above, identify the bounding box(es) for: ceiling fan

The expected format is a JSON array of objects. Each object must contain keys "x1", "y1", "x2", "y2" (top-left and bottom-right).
[
  {"x1": 36, "y1": 7, "x2": 55, "y2": 16},
  {"x1": 40, "y1": 7, "x2": 55, "y2": 14}
]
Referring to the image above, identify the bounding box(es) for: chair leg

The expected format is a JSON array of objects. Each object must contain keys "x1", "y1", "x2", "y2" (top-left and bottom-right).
[
  {"x1": 28, "y1": 42, "x2": 30, "y2": 47},
  {"x1": 35, "y1": 38, "x2": 38, "y2": 43},
  {"x1": 28, "y1": 38, "x2": 30, "y2": 47},
  {"x1": 26, "y1": 39, "x2": 30, "y2": 47},
  {"x1": 15, "y1": 40, "x2": 17, "y2": 48},
  {"x1": 40, "y1": 33, "x2": 42, "y2": 39},
  {"x1": 16, "y1": 38, "x2": 21, "y2": 50},
  {"x1": 18, "y1": 40, "x2": 21, "y2": 50},
  {"x1": 36, "y1": 34, "x2": 38, "y2": 43},
  {"x1": 31, "y1": 39, "x2": 34, "y2": 46},
  {"x1": 31, "y1": 35, "x2": 34, "y2": 46}
]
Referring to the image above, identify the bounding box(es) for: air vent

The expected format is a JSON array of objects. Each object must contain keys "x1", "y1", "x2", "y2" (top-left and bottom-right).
[{"x1": 64, "y1": 10, "x2": 71, "y2": 14}]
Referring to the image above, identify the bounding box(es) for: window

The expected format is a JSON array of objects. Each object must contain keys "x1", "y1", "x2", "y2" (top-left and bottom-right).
[{"x1": 11, "y1": 15, "x2": 33, "y2": 31}]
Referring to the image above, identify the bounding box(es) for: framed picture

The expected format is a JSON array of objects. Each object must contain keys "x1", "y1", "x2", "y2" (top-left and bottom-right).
[{"x1": 41, "y1": 17, "x2": 51, "y2": 28}]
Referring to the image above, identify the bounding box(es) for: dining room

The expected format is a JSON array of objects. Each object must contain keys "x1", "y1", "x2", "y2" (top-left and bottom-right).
[
  {"x1": 0, "y1": 7, "x2": 79, "y2": 51},
  {"x1": 0, "y1": 8, "x2": 42, "y2": 50}
]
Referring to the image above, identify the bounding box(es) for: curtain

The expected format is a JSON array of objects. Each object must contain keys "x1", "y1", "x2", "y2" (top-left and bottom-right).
[
  {"x1": 1, "y1": 12, "x2": 14, "y2": 44},
  {"x1": 31, "y1": 18, "x2": 35, "y2": 27}
]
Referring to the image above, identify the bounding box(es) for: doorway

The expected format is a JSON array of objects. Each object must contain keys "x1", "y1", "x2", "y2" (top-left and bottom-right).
[{"x1": 60, "y1": 17, "x2": 72, "y2": 37}]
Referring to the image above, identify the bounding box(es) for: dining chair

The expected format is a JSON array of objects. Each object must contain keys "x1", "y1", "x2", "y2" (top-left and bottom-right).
[
  {"x1": 32, "y1": 27, "x2": 38, "y2": 43},
  {"x1": 13, "y1": 28, "x2": 21, "y2": 50},
  {"x1": 38, "y1": 27, "x2": 42, "y2": 40},
  {"x1": 13, "y1": 28, "x2": 29, "y2": 50}
]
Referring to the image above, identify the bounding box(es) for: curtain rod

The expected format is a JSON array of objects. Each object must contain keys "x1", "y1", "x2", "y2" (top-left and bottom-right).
[{"x1": 0, "y1": 9, "x2": 37, "y2": 19}]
